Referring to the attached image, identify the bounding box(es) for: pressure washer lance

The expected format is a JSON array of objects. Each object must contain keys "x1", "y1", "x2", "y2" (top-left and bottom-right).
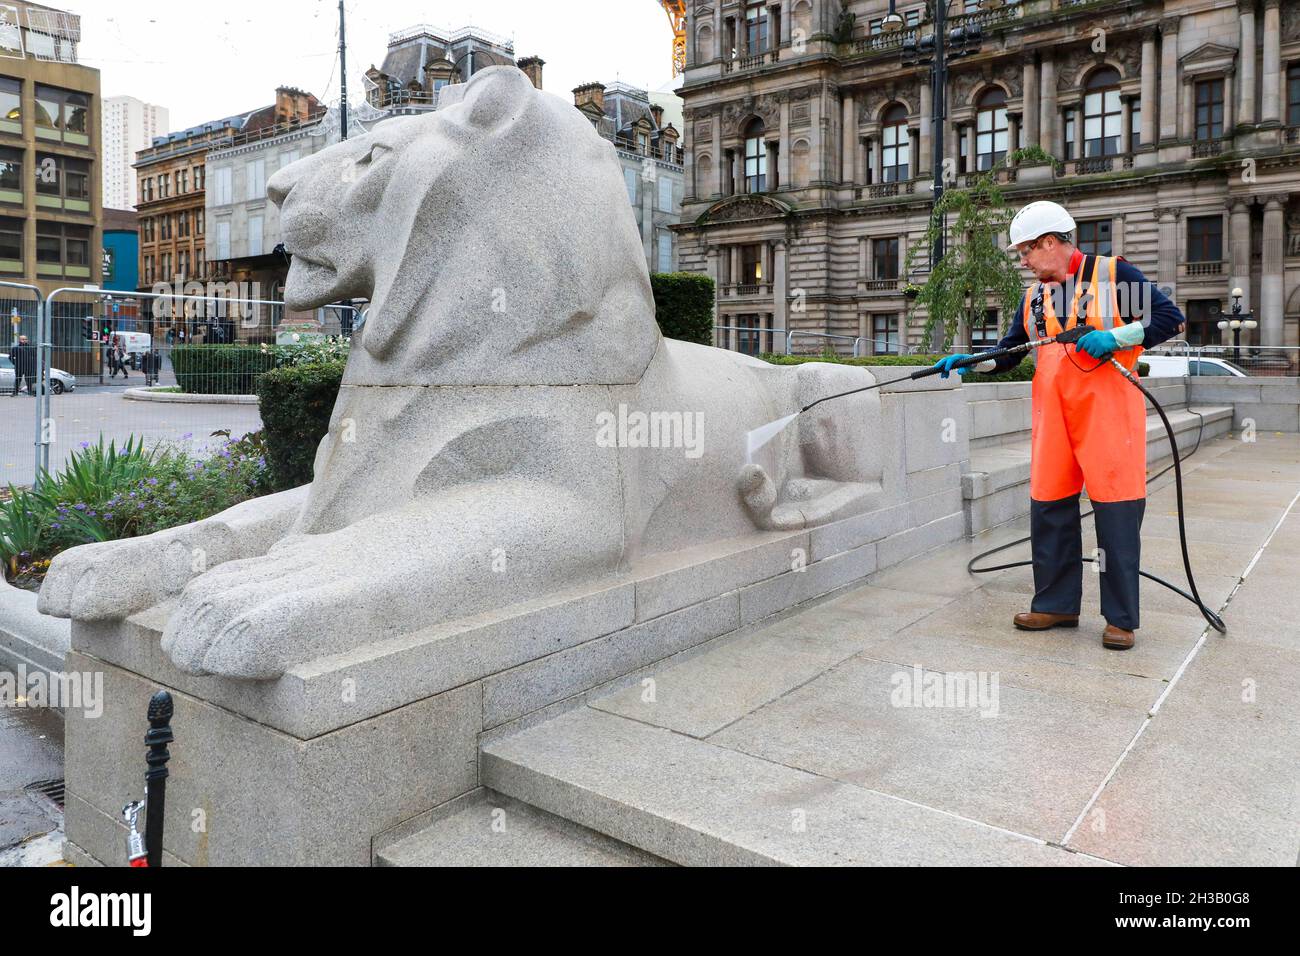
[{"x1": 746, "y1": 323, "x2": 1227, "y2": 634}]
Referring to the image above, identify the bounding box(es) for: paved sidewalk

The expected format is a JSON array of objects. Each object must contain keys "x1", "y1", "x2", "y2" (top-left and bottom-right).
[{"x1": 579, "y1": 431, "x2": 1300, "y2": 865}]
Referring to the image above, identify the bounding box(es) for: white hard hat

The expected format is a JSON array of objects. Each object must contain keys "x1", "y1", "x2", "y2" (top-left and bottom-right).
[{"x1": 1006, "y1": 201, "x2": 1077, "y2": 251}]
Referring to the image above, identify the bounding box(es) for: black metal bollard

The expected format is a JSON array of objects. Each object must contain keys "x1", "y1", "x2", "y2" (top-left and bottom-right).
[{"x1": 144, "y1": 690, "x2": 174, "y2": 867}]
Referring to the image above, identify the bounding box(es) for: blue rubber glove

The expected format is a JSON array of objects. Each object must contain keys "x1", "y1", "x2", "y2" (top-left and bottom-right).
[
  {"x1": 1076, "y1": 329, "x2": 1119, "y2": 359},
  {"x1": 934, "y1": 354, "x2": 975, "y2": 379}
]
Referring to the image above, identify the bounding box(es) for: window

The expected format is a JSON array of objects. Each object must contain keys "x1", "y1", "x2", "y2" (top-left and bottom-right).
[
  {"x1": 739, "y1": 244, "x2": 763, "y2": 285},
  {"x1": 160, "y1": 214, "x2": 171, "y2": 240},
  {"x1": 0, "y1": 77, "x2": 19, "y2": 135},
  {"x1": 212, "y1": 166, "x2": 232, "y2": 205},
  {"x1": 1064, "y1": 109, "x2": 1076, "y2": 158},
  {"x1": 1194, "y1": 79, "x2": 1224, "y2": 141},
  {"x1": 159, "y1": 173, "x2": 169, "y2": 198},
  {"x1": 32, "y1": 86, "x2": 86, "y2": 143},
  {"x1": 1186, "y1": 216, "x2": 1223, "y2": 263},
  {"x1": 658, "y1": 175, "x2": 674, "y2": 212},
  {"x1": 1077, "y1": 219, "x2": 1113, "y2": 256},
  {"x1": 248, "y1": 214, "x2": 263, "y2": 257},
  {"x1": 245, "y1": 158, "x2": 266, "y2": 201},
  {"x1": 906, "y1": 10, "x2": 921, "y2": 27},
  {"x1": 869, "y1": 19, "x2": 883, "y2": 36},
  {"x1": 744, "y1": 118, "x2": 767, "y2": 192},
  {"x1": 624, "y1": 167, "x2": 637, "y2": 204},
  {"x1": 0, "y1": 216, "x2": 20, "y2": 272},
  {"x1": 1083, "y1": 67, "x2": 1122, "y2": 156},
  {"x1": 872, "y1": 237, "x2": 899, "y2": 280},
  {"x1": 1289, "y1": 64, "x2": 1300, "y2": 127},
  {"x1": 178, "y1": 168, "x2": 189, "y2": 193},
  {"x1": 195, "y1": 165, "x2": 205, "y2": 190},
  {"x1": 881, "y1": 104, "x2": 910, "y2": 183},
  {"x1": 34, "y1": 221, "x2": 90, "y2": 277},
  {"x1": 745, "y1": 0, "x2": 768, "y2": 52},
  {"x1": 657, "y1": 231, "x2": 673, "y2": 273},
  {"x1": 34, "y1": 154, "x2": 90, "y2": 211},
  {"x1": 1131, "y1": 100, "x2": 1141, "y2": 149},
  {"x1": 975, "y1": 88, "x2": 1008, "y2": 170},
  {"x1": 871, "y1": 314, "x2": 899, "y2": 355},
  {"x1": 280, "y1": 148, "x2": 301, "y2": 169},
  {"x1": 971, "y1": 309, "x2": 1000, "y2": 351},
  {"x1": 737, "y1": 314, "x2": 764, "y2": 356},
  {"x1": 1184, "y1": 300, "x2": 1219, "y2": 347},
  {"x1": 0, "y1": 147, "x2": 20, "y2": 204},
  {"x1": 196, "y1": 209, "x2": 204, "y2": 234},
  {"x1": 177, "y1": 211, "x2": 188, "y2": 238},
  {"x1": 215, "y1": 220, "x2": 231, "y2": 259}
]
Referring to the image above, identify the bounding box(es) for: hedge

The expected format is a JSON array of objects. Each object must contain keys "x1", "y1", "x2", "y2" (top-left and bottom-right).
[
  {"x1": 651, "y1": 272, "x2": 715, "y2": 345},
  {"x1": 255, "y1": 360, "x2": 346, "y2": 491},
  {"x1": 760, "y1": 353, "x2": 1149, "y2": 383},
  {"x1": 171, "y1": 345, "x2": 276, "y2": 394}
]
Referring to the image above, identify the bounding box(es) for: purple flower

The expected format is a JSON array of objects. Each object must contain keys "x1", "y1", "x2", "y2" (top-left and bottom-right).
[
  {"x1": 50, "y1": 522, "x2": 60, "y2": 529},
  {"x1": 181, "y1": 432, "x2": 193, "y2": 440},
  {"x1": 74, "y1": 503, "x2": 86, "y2": 511},
  {"x1": 78, "y1": 441, "x2": 89, "y2": 449},
  {"x1": 147, "y1": 478, "x2": 158, "y2": 486},
  {"x1": 87, "y1": 511, "x2": 96, "y2": 517},
  {"x1": 137, "y1": 503, "x2": 146, "y2": 510},
  {"x1": 103, "y1": 513, "x2": 113, "y2": 519}
]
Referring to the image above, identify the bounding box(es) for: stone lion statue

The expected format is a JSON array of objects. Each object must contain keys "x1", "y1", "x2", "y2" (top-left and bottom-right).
[{"x1": 40, "y1": 67, "x2": 885, "y2": 679}]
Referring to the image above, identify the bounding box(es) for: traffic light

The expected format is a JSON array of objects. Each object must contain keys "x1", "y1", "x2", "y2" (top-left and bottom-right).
[{"x1": 101, "y1": 319, "x2": 114, "y2": 341}]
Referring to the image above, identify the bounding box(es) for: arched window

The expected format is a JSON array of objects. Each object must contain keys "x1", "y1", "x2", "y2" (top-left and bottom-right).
[
  {"x1": 744, "y1": 118, "x2": 767, "y2": 193},
  {"x1": 975, "y1": 88, "x2": 1007, "y2": 170},
  {"x1": 1084, "y1": 67, "x2": 1122, "y2": 157},
  {"x1": 880, "y1": 104, "x2": 910, "y2": 183}
]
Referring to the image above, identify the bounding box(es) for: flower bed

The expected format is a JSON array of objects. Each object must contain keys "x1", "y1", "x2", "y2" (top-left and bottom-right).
[{"x1": 1, "y1": 434, "x2": 272, "y2": 590}]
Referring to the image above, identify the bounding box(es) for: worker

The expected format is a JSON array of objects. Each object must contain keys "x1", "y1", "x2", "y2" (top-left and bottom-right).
[{"x1": 934, "y1": 201, "x2": 1186, "y2": 650}]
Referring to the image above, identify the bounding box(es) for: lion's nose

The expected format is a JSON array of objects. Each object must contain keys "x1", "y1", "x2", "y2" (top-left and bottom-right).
[{"x1": 266, "y1": 168, "x2": 292, "y2": 208}]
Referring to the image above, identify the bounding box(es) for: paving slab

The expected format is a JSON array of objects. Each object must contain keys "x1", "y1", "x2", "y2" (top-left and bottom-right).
[
  {"x1": 708, "y1": 654, "x2": 1146, "y2": 841},
  {"x1": 483, "y1": 707, "x2": 1110, "y2": 866}
]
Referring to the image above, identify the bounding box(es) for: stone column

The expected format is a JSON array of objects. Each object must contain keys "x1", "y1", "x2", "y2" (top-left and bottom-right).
[
  {"x1": 1223, "y1": 70, "x2": 1234, "y2": 132},
  {"x1": 1261, "y1": 196, "x2": 1284, "y2": 345},
  {"x1": 1261, "y1": 0, "x2": 1282, "y2": 125},
  {"x1": 856, "y1": 134, "x2": 868, "y2": 187},
  {"x1": 919, "y1": 80, "x2": 933, "y2": 171},
  {"x1": 1112, "y1": 214, "x2": 1126, "y2": 258},
  {"x1": 1181, "y1": 77, "x2": 1195, "y2": 141},
  {"x1": 1007, "y1": 112, "x2": 1020, "y2": 161},
  {"x1": 858, "y1": 236, "x2": 868, "y2": 287},
  {"x1": 1238, "y1": 4, "x2": 1256, "y2": 127},
  {"x1": 842, "y1": 92, "x2": 856, "y2": 184},
  {"x1": 779, "y1": 98, "x2": 791, "y2": 187},
  {"x1": 706, "y1": 247, "x2": 721, "y2": 344},
  {"x1": 1022, "y1": 59, "x2": 1039, "y2": 149},
  {"x1": 769, "y1": 4, "x2": 782, "y2": 46},
  {"x1": 1140, "y1": 30, "x2": 1158, "y2": 147},
  {"x1": 1160, "y1": 18, "x2": 1180, "y2": 143},
  {"x1": 733, "y1": 149, "x2": 744, "y2": 194},
  {"x1": 810, "y1": 86, "x2": 824, "y2": 183},
  {"x1": 1157, "y1": 207, "x2": 1180, "y2": 290},
  {"x1": 730, "y1": 245, "x2": 740, "y2": 292},
  {"x1": 1229, "y1": 199, "x2": 1253, "y2": 317},
  {"x1": 766, "y1": 141, "x2": 779, "y2": 189},
  {"x1": 760, "y1": 242, "x2": 771, "y2": 290},
  {"x1": 773, "y1": 240, "x2": 788, "y2": 350},
  {"x1": 713, "y1": 116, "x2": 724, "y2": 196},
  {"x1": 1039, "y1": 55, "x2": 1056, "y2": 153},
  {"x1": 714, "y1": 4, "x2": 724, "y2": 61},
  {"x1": 1119, "y1": 98, "x2": 1132, "y2": 154}
]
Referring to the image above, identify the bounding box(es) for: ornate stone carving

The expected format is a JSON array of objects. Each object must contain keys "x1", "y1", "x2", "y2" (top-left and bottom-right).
[{"x1": 722, "y1": 94, "x2": 781, "y2": 135}]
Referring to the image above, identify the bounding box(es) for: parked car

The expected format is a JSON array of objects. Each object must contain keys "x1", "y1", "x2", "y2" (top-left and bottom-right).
[
  {"x1": 0, "y1": 352, "x2": 78, "y2": 393},
  {"x1": 1142, "y1": 354, "x2": 1248, "y2": 378}
]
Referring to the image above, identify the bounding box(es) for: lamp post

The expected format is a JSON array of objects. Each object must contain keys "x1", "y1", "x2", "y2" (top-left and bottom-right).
[
  {"x1": 1217, "y1": 286, "x2": 1257, "y2": 365},
  {"x1": 893, "y1": 0, "x2": 987, "y2": 271}
]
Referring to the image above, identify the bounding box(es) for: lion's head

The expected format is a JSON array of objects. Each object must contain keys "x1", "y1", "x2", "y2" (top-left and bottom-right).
[{"x1": 267, "y1": 66, "x2": 660, "y2": 387}]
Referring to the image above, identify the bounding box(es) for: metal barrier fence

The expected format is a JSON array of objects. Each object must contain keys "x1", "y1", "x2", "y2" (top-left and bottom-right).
[
  {"x1": 710, "y1": 325, "x2": 918, "y2": 358},
  {"x1": 1, "y1": 281, "x2": 363, "y2": 488}
]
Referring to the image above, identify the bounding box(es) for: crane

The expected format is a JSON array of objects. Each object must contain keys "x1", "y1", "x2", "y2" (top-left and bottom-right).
[{"x1": 658, "y1": 1, "x2": 687, "y2": 76}]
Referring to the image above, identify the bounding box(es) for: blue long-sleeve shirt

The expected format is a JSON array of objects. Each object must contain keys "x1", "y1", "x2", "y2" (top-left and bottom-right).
[{"x1": 987, "y1": 258, "x2": 1185, "y2": 373}]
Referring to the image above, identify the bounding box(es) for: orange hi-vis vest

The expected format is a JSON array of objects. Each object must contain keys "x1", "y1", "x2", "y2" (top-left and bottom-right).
[{"x1": 1020, "y1": 254, "x2": 1148, "y2": 504}]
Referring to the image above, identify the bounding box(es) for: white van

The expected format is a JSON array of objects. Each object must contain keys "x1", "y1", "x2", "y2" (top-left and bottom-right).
[
  {"x1": 1142, "y1": 354, "x2": 1248, "y2": 378},
  {"x1": 112, "y1": 331, "x2": 152, "y2": 355}
]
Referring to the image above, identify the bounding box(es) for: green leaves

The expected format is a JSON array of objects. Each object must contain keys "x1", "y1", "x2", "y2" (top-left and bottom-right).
[
  {"x1": 903, "y1": 148, "x2": 1056, "y2": 351},
  {"x1": 651, "y1": 273, "x2": 716, "y2": 346}
]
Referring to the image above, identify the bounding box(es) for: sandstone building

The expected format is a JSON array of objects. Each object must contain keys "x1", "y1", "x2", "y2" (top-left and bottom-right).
[{"x1": 673, "y1": 0, "x2": 1299, "y2": 366}]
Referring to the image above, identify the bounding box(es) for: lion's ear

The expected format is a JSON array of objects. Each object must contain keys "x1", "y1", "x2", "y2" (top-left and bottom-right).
[{"x1": 459, "y1": 66, "x2": 533, "y2": 131}]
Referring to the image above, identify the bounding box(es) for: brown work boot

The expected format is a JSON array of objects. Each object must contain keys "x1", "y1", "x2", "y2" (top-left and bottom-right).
[
  {"x1": 1102, "y1": 624, "x2": 1135, "y2": 650},
  {"x1": 1013, "y1": 611, "x2": 1079, "y2": 631}
]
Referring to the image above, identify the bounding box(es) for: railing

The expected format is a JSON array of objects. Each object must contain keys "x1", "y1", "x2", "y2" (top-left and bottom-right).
[
  {"x1": 1181, "y1": 260, "x2": 1226, "y2": 278},
  {"x1": 721, "y1": 49, "x2": 779, "y2": 74},
  {"x1": 853, "y1": 28, "x2": 917, "y2": 55},
  {"x1": 864, "y1": 278, "x2": 899, "y2": 291},
  {"x1": 1060, "y1": 154, "x2": 1134, "y2": 176},
  {"x1": 1288, "y1": 233, "x2": 1300, "y2": 257},
  {"x1": 1148, "y1": 344, "x2": 1300, "y2": 377},
  {"x1": 863, "y1": 180, "x2": 917, "y2": 199},
  {"x1": 611, "y1": 137, "x2": 685, "y2": 165},
  {"x1": 1191, "y1": 139, "x2": 1224, "y2": 158},
  {"x1": 370, "y1": 89, "x2": 439, "y2": 110},
  {"x1": 1285, "y1": 127, "x2": 1300, "y2": 145},
  {"x1": 228, "y1": 110, "x2": 328, "y2": 148},
  {"x1": 729, "y1": 283, "x2": 771, "y2": 297}
]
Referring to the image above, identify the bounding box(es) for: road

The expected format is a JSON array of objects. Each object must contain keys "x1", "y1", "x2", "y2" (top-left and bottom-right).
[{"x1": 0, "y1": 385, "x2": 263, "y2": 487}]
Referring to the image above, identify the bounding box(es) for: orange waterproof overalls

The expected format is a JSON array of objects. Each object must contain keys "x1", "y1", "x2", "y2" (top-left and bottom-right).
[{"x1": 1023, "y1": 253, "x2": 1148, "y2": 631}]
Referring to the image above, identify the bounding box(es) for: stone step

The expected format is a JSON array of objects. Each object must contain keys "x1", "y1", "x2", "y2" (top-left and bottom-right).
[
  {"x1": 376, "y1": 788, "x2": 669, "y2": 867},
  {"x1": 481, "y1": 706, "x2": 1107, "y2": 867}
]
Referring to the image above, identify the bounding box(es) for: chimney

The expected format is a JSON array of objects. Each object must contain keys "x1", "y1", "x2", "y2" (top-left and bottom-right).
[
  {"x1": 650, "y1": 103, "x2": 665, "y2": 128},
  {"x1": 572, "y1": 82, "x2": 605, "y2": 113},
  {"x1": 517, "y1": 56, "x2": 545, "y2": 90},
  {"x1": 275, "y1": 86, "x2": 318, "y2": 124}
]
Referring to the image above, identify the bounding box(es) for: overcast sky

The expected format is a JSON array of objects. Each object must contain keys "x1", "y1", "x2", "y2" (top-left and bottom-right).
[{"x1": 77, "y1": 0, "x2": 681, "y2": 131}]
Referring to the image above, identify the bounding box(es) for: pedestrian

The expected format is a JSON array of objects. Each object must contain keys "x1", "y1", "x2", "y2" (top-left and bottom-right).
[
  {"x1": 934, "y1": 201, "x2": 1187, "y2": 651},
  {"x1": 114, "y1": 337, "x2": 129, "y2": 380},
  {"x1": 11, "y1": 334, "x2": 36, "y2": 395}
]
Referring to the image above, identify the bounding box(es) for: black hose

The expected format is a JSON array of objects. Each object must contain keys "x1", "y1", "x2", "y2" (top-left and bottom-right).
[{"x1": 967, "y1": 371, "x2": 1228, "y2": 635}]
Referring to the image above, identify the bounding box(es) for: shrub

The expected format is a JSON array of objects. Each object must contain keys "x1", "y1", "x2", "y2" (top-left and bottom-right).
[
  {"x1": 650, "y1": 272, "x2": 715, "y2": 345},
  {"x1": 256, "y1": 360, "x2": 346, "y2": 491},
  {"x1": 1, "y1": 436, "x2": 270, "y2": 584},
  {"x1": 171, "y1": 345, "x2": 276, "y2": 394}
]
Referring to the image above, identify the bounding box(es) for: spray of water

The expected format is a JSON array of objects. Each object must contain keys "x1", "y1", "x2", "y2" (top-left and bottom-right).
[{"x1": 744, "y1": 412, "x2": 799, "y2": 463}]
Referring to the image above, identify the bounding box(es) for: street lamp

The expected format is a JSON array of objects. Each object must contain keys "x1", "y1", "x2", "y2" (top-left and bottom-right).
[
  {"x1": 1216, "y1": 287, "x2": 1257, "y2": 365},
  {"x1": 898, "y1": 1, "x2": 983, "y2": 293}
]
